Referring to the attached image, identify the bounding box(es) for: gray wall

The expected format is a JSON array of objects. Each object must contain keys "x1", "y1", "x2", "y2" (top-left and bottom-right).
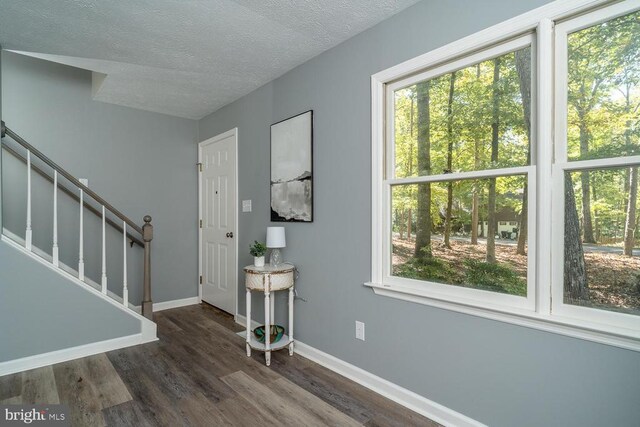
[
  {"x1": 1, "y1": 51, "x2": 199, "y2": 303},
  {"x1": 199, "y1": 1, "x2": 640, "y2": 426},
  {"x1": 0, "y1": 239, "x2": 140, "y2": 362}
]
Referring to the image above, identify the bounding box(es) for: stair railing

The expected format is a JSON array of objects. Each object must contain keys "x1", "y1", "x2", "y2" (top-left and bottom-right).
[{"x1": 0, "y1": 121, "x2": 154, "y2": 320}]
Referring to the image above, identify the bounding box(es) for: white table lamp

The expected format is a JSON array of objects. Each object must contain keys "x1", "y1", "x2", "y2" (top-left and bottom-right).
[{"x1": 266, "y1": 227, "x2": 286, "y2": 267}]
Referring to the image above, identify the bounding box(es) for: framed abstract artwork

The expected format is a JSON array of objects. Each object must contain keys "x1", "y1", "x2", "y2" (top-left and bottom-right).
[{"x1": 270, "y1": 110, "x2": 313, "y2": 222}]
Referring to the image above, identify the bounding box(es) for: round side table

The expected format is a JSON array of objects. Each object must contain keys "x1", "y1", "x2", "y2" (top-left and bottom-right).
[{"x1": 243, "y1": 263, "x2": 295, "y2": 366}]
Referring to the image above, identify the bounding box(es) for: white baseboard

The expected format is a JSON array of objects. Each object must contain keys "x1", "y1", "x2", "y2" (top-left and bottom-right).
[
  {"x1": 235, "y1": 314, "x2": 484, "y2": 427},
  {"x1": 153, "y1": 297, "x2": 199, "y2": 312},
  {"x1": 0, "y1": 332, "x2": 157, "y2": 377},
  {"x1": 235, "y1": 313, "x2": 261, "y2": 330}
]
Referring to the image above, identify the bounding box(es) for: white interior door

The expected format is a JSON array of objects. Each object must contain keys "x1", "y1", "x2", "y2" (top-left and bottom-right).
[{"x1": 199, "y1": 129, "x2": 237, "y2": 314}]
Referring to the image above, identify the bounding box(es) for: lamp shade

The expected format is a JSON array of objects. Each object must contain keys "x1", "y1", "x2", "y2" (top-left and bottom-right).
[{"x1": 266, "y1": 227, "x2": 286, "y2": 248}]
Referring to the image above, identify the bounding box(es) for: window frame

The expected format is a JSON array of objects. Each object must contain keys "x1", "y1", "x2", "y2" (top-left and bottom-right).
[
  {"x1": 368, "y1": 0, "x2": 640, "y2": 351},
  {"x1": 552, "y1": 1, "x2": 640, "y2": 337},
  {"x1": 384, "y1": 34, "x2": 537, "y2": 314}
]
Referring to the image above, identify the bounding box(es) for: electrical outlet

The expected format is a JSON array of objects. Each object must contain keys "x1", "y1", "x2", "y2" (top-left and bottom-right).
[{"x1": 355, "y1": 321, "x2": 365, "y2": 341}]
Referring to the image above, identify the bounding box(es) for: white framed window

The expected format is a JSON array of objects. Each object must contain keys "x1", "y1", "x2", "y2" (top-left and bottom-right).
[
  {"x1": 383, "y1": 34, "x2": 537, "y2": 315},
  {"x1": 552, "y1": 1, "x2": 640, "y2": 337},
  {"x1": 368, "y1": 0, "x2": 640, "y2": 350}
]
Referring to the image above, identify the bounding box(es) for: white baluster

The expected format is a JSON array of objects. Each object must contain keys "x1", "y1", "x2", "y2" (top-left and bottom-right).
[
  {"x1": 101, "y1": 205, "x2": 108, "y2": 294},
  {"x1": 78, "y1": 187, "x2": 85, "y2": 281},
  {"x1": 122, "y1": 221, "x2": 128, "y2": 307},
  {"x1": 52, "y1": 170, "x2": 59, "y2": 267},
  {"x1": 25, "y1": 151, "x2": 32, "y2": 251}
]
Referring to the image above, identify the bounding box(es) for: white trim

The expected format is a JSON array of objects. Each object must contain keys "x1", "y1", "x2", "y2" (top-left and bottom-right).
[
  {"x1": 235, "y1": 314, "x2": 261, "y2": 330},
  {"x1": 152, "y1": 297, "x2": 199, "y2": 312},
  {"x1": 560, "y1": 157, "x2": 640, "y2": 171},
  {"x1": 387, "y1": 166, "x2": 531, "y2": 185},
  {"x1": 0, "y1": 233, "x2": 157, "y2": 338},
  {"x1": 234, "y1": 315, "x2": 484, "y2": 427},
  {"x1": 4, "y1": 227, "x2": 196, "y2": 320},
  {"x1": 371, "y1": 0, "x2": 611, "y2": 83},
  {"x1": 387, "y1": 34, "x2": 534, "y2": 94},
  {"x1": 535, "y1": 18, "x2": 554, "y2": 316},
  {"x1": 0, "y1": 333, "x2": 156, "y2": 377},
  {"x1": 370, "y1": 0, "x2": 640, "y2": 350},
  {"x1": 364, "y1": 282, "x2": 640, "y2": 351},
  {"x1": 198, "y1": 128, "x2": 239, "y2": 318},
  {"x1": 549, "y1": 0, "x2": 640, "y2": 341},
  {"x1": 3, "y1": 228, "x2": 138, "y2": 311}
]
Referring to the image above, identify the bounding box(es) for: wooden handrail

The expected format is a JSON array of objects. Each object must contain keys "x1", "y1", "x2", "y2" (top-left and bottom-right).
[
  {"x1": 1, "y1": 121, "x2": 153, "y2": 319},
  {"x1": 2, "y1": 124, "x2": 143, "y2": 235},
  {"x1": 1, "y1": 144, "x2": 144, "y2": 248}
]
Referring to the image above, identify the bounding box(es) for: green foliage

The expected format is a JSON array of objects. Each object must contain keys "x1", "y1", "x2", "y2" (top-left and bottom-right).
[
  {"x1": 392, "y1": 47, "x2": 530, "y2": 237},
  {"x1": 462, "y1": 259, "x2": 526, "y2": 296},
  {"x1": 392, "y1": 9, "x2": 640, "y2": 247},
  {"x1": 393, "y1": 255, "x2": 454, "y2": 283},
  {"x1": 249, "y1": 241, "x2": 267, "y2": 257},
  {"x1": 393, "y1": 255, "x2": 526, "y2": 297}
]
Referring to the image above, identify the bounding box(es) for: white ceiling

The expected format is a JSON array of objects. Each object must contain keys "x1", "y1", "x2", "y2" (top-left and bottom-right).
[{"x1": 0, "y1": 0, "x2": 421, "y2": 119}]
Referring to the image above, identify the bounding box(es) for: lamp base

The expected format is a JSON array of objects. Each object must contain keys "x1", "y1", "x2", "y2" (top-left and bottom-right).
[{"x1": 270, "y1": 248, "x2": 283, "y2": 267}]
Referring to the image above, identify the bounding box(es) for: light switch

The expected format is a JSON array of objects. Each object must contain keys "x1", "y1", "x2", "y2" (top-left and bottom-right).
[
  {"x1": 79, "y1": 178, "x2": 89, "y2": 187},
  {"x1": 242, "y1": 200, "x2": 252, "y2": 212}
]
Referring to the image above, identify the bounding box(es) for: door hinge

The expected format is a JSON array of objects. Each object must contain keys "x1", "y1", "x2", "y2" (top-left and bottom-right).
[
  {"x1": 199, "y1": 275, "x2": 203, "y2": 284},
  {"x1": 199, "y1": 219, "x2": 203, "y2": 228},
  {"x1": 197, "y1": 162, "x2": 203, "y2": 172}
]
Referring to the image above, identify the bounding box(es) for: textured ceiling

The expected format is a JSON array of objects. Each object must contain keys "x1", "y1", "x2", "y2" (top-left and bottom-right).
[{"x1": 0, "y1": 0, "x2": 421, "y2": 119}]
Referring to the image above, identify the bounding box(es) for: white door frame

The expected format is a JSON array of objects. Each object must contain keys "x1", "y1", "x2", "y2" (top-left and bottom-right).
[{"x1": 198, "y1": 128, "x2": 239, "y2": 318}]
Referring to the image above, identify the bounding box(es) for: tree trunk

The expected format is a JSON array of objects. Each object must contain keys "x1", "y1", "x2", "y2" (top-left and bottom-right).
[
  {"x1": 487, "y1": 58, "x2": 501, "y2": 264},
  {"x1": 515, "y1": 48, "x2": 531, "y2": 256},
  {"x1": 622, "y1": 86, "x2": 636, "y2": 257},
  {"x1": 444, "y1": 72, "x2": 456, "y2": 249},
  {"x1": 578, "y1": 115, "x2": 596, "y2": 243},
  {"x1": 471, "y1": 64, "x2": 481, "y2": 246},
  {"x1": 407, "y1": 208, "x2": 412, "y2": 241},
  {"x1": 624, "y1": 167, "x2": 638, "y2": 256},
  {"x1": 414, "y1": 81, "x2": 432, "y2": 259},
  {"x1": 398, "y1": 209, "x2": 404, "y2": 240},
  {"x1": 565, "y1": 172, "x2": 589, "y2": 303}
]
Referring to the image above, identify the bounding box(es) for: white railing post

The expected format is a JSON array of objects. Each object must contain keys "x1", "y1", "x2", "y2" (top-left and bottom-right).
[
  {"x1": 52, "y1": 170, "x2": 59, "y2": 267},
  {"x1": 122, "y1": 221, "x2": 128, "y2": 307},
  {"x1": 78, "y1": 187, "x2": 85, "y2": 281},
  {"x1": 25, "y1": 151, "x2": 32, "y2": 251},
  {"x1": 101, "y1": 205, "x2": 108, "y2": 294}
]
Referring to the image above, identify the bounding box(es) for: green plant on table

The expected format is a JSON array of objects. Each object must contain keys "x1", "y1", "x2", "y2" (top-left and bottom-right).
[{"x1": 250, "y1": 241, "x2": 267, "y2": 257}]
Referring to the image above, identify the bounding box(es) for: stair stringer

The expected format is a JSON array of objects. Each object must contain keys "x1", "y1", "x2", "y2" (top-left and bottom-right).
[{"x1": 0, "y1": 234, "x2": 157, "y2": 376}]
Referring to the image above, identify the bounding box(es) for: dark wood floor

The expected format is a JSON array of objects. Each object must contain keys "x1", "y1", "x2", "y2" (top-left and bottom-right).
[{"x1": 0, "y1": 304, "x2": 438, "y2": 426}]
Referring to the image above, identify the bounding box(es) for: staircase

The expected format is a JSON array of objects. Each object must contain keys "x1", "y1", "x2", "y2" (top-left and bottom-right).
[{"x1": 0, "y1": 121, "x2": 157, "y2": 375}]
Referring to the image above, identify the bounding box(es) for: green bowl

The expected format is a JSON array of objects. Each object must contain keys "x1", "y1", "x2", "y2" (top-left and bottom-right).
[{"x1": 254, "y1": 325, "x2": 285, "y2": 343}]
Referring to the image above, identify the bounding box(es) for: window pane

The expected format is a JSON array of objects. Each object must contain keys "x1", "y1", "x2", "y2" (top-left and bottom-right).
[
  {"x1": 391, "y1": 175, "x2": 528, "y2": 296},
  {"x1": 393, "y1": 47, "x2": 532, "y2": 178},
  {"x1": 566, "y1": 10, "x2": 640, "y2": 161},
  {"x1": 564, "y1": 168, "x2": 640, "y2": 315}
]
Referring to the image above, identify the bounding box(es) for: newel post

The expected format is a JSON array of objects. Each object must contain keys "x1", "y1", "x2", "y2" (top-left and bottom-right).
[{"x1": 142, "y1": 215, "x2": 153, "y2": 320}]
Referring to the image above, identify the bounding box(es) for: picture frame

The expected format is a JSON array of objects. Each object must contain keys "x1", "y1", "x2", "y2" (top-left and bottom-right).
[{"x1": 270, "y1": 110, "x2": 314, "y2": 222}]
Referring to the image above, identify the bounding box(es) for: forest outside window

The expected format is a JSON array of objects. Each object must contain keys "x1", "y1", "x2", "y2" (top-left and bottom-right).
[
  {"x1": 553, "y1": 3, "x2": 640, "y2": 333},
  {"x1": 384, "y1": 35, "x2": 536, "y2": 312},
  {"x1": 372, "y1": 0, "x2": 640, "y2": 344}
]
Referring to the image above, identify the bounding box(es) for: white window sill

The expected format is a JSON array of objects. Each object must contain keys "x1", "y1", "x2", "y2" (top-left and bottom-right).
[{"x1": 364, "y1": 282, "x2": 640, "y2": 352}]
